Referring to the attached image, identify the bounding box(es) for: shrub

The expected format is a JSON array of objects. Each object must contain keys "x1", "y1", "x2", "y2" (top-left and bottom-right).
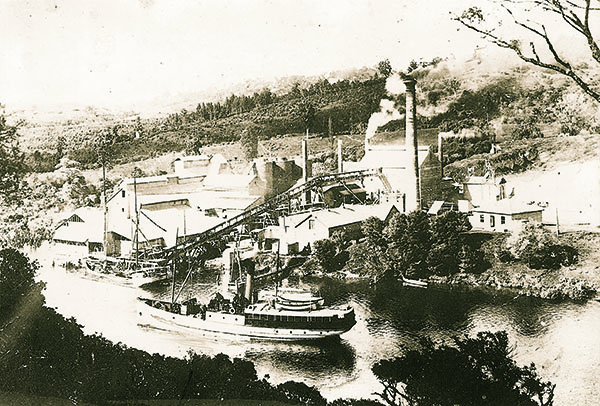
[
  {"x1": 313, "y1": 238, "x2": 338, "y2": 272},
  {"x1": 506, "y1": 223, "x2": 578, "y2": 270}
]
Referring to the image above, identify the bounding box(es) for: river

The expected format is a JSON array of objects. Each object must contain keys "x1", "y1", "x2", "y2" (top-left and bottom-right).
[{"x1": 34, "y1": 248, "x2": 600, "y2": 405}]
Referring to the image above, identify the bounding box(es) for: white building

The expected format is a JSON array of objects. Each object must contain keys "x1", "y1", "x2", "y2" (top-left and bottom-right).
[
  {"x1": 469, "y1": 199, "x2": 544, "y2": 233},
  {"x1": 264, "y1": 204, "x2": 400, "y2": 254}
]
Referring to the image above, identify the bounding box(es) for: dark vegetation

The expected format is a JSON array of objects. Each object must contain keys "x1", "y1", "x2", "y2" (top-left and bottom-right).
[
  {"x1": 499, "y1": 223, "x2": 579, "y2": 271},
  {"x1": 372, "y1": 331, "x2": 555, "y2": 406},
  {"x1": 0, "y1": 116, "x2": 26, "y2": 200},
  {"x1": 314, "y1": 211, "x2": 489, "y2": 279}
]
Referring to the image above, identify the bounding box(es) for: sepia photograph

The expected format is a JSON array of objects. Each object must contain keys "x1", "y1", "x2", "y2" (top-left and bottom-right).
[{"x1": 0, "y1": 0, "x2": 599, "y2": 405}]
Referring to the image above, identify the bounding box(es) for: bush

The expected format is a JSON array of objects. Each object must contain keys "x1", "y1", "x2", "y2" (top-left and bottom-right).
[
  {"x1": 313, "y1": 238, "x2": 338, "y2": 272},
  {"x1": 506, "y1": 223, "x2": 578, "y2": 270},
  {"x1": 527, "y1": 244, "x2": 579, "y2": 270}
]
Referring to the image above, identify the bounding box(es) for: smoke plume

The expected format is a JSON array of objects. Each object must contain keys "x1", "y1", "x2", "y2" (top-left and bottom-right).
[{"x1": 364, "y1": 74, "x2": 406, "y2": 145}]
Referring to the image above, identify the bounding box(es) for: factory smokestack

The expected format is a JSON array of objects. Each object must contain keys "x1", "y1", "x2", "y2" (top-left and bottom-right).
[{"x1": 404, "y1": 78, "x2": 421, "y2": 211}]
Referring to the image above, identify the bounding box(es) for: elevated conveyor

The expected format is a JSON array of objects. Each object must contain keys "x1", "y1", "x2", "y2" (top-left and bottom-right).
[{"x1": 163, "y1": 168, "x2": 384, "y2": 265}]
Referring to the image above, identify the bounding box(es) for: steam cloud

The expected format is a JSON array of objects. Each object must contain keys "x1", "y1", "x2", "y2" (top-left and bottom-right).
[{"x1": 364, "y1": 74, "x2": 407, "y2": 145}]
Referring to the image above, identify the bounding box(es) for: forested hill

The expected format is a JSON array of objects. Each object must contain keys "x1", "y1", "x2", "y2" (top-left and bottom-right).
[{"x1": 16, "y1": 58, "x2": 600, "y2": 172}]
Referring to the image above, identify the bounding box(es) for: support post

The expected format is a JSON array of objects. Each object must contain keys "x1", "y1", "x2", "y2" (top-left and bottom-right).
[{"x1": 337, "y1": 138, "x2": 343, "y2": 173}]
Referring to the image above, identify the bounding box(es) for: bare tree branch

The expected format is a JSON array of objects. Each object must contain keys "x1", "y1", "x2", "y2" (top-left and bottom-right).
[{"x1": 455, "y1": 2, "x2": 600, "y2": 102}]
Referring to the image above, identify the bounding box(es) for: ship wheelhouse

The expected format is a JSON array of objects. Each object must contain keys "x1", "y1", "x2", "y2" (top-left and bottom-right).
[{"x1": 244, "y1": 303, "x2": 356, "y2": 331}]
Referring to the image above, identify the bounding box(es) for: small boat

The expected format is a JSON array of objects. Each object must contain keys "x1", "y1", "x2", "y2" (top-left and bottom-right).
[
  {"x1": 402, "y1": 276, "x2": 428, "y2": 288},
  {"x1": 273, "y1": 287, "x2": 325, "y2": 311},
  {"x1": 137, "y1": 294, "x2": 355, "y2": 341}
]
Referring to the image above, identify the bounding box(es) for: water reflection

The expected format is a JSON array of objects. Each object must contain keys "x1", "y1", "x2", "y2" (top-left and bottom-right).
[{"x1": 245, "y1": 337, "x2": 356, "y2": 381}]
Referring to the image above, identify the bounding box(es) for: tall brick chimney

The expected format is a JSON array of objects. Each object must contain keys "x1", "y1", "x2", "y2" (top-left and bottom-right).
[{"x1": 404, "y1": 78, "x2": 421, "y2": 211}]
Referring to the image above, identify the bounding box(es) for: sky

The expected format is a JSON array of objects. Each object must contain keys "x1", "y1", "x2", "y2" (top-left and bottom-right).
[{"x1": 0, "y1": 0, "x2": 585, "y2": 112}]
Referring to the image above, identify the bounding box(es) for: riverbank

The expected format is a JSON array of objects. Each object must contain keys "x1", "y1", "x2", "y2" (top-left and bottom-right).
[{"x1": 430, "y1": 231, "x2": 600, "y2": 301}]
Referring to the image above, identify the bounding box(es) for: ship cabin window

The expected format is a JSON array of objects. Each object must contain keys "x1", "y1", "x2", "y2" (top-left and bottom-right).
[
  {"x1": 500, "y1": 216, "x2": 506, "y2": 224},
  {"x1": 308, "y1": 219, "x2": 315, "y2": 230},
  {"x1": 122, "y1": 190, "x2": 126, "y2": 198},
  {"x1": 490, "y1": 215, "x2": 495, "y2": 227},
  {"x1": 479, "y1": 215, "x2": 484, "y2": 223}
]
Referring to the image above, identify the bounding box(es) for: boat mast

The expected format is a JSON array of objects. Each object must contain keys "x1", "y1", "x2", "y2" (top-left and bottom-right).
[
  {"x1": 275, "y1": 240, "x2": 280, "y2": 298},
  {"x1": 171, "y1": 228, "x2": 178, "y2": 304},
  {"x1": 102, "y1": 154, "x2": 107, "y2": 256},
  {"x1": 134, "y1": 175, "x2": 139, "y2": 268}
]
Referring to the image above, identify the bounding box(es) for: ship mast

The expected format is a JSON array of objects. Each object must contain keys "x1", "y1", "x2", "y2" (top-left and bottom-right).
[
  {"x1": 275, "y1": 240, "x2": 280, "y2": 298},
  {"x1": 171, "y1": 228, "x2": 178, "y2": 304},
  {"x1": 134, "y1": 175, "x2": 139, "y2": 268},
  {"x1": 102, "y1": 154, "x2": 107, "y2": 256}
]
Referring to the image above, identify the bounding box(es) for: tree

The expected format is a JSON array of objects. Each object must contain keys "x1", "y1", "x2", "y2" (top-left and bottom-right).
[
  {"x1": 296, "y1": 99, "x2": 315, "y2": 134},
  {"x1": 378, "y1": 59, "x2": 393, "y2": 78},
  {"x1": 0, "y1": 248, "x2": 40, "y2": 321},
  {"x1": 372, "y1": 330, "x2": 555, "y2": 406},
  {"x1": 0, "y1": 115, "x2": 26, "y2": 200},
  {"x1": 240, "y1": 127, "x2": 258, "y2": 160},
  {"x1": 428, "y1": 211, "x2": 472, "y2": 276},
  {"x1": 402, "y1": 211, "x2": 432, "y2": 279},
  {"x1": 313, "y1": 238, "x2": 338, "y2": 272},
  {"x1": 276, "y1": 381, "x2": 327, "y2": 406},
  {"x1": 456, "y1": 1, "x2": 600, "y2": 103},
  {"x1": 362, "y1": 216, "x2": 387, "y2": 248}
]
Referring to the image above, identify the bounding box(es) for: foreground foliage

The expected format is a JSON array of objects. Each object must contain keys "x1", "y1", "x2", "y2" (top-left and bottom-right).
[
  {"x1": 372, "y1": 331, "x2": 555, "y2": 406},
  {"x1": 0, "y1": 249, "x2": 328, "y2": 405}
]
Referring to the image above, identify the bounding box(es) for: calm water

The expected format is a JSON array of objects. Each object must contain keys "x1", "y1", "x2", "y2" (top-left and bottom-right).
[{"x1": 34, "y1": 247, "x2": 600, "y2": 405}]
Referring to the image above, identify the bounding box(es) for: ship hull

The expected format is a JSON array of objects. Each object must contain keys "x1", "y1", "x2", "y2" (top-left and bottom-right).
[{"x1": 137, "y1": 300, "x2": 354, "y2": 341}]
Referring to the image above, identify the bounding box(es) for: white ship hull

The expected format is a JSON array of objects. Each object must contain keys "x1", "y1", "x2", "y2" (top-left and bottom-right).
[{"x1": 137, "y1": 300, "x2": 354, "y2": 341}]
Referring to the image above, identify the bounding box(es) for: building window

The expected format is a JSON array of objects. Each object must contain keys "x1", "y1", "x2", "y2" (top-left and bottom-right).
[
  {"x1": 490, "y1": 215, "x2": 495, "y2": 227},
  {"x1": 479, "y1": 215, "x2": 484, "y2": 223},
  {"x1": 122, "y1": 190, "x2": 125, "y2": 198},
  {"x1": 500, "y1": 216, "x2": 506, "y2": 225},
  {"x1": 308, "y1": 219, "x2": 315, "y2": 229}
]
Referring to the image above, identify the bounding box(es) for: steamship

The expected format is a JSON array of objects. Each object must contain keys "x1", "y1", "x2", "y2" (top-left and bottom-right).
[{"x1": 137, "y1": 292, "x2": 356, "y2": 340}]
